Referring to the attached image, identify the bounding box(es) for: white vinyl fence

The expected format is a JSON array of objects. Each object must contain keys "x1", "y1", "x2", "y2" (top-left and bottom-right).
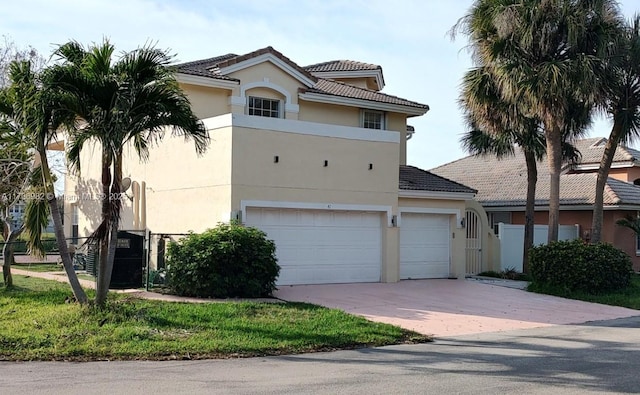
[{"x1": 497, "y1": 223, "x2": 580, "y2": 272}]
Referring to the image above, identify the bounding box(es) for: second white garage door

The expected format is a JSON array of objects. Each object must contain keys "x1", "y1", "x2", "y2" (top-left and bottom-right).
[
  {"x1": 245, "y1": 208, "x2": 382, "y2": 285},
  {"x1": 400, "y1": 213, "x2": 451, "y2": 279}
]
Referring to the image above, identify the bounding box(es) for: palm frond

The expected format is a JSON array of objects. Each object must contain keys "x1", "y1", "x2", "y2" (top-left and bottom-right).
[{"x1": 23, "y1": 194, "x2": 50, "y2": 258}]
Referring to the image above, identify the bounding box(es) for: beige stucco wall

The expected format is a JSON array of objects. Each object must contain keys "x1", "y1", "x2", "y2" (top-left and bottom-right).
[
  {"x1": 122, "y1": 127, "x2": 234, "y2": 234},
  {"x1": 180, "y1": 84, "x2": 231, "y2": 119},
  {"x1": 298, "y1": 101, "x2": 360, "y2": 127},
  {"x1": 387, "y1": 113, "x2": 407, "y2": 165},
  {"x1": 230, "y1": 127, "x2": 398, "y2": 203}
]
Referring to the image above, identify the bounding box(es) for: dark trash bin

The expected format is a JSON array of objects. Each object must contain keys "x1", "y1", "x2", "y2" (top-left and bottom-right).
[{"x1": 109, "y1": 231, "x2": 145, "y2": 289}]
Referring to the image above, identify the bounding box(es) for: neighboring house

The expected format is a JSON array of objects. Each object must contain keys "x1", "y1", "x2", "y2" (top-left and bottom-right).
[
  {"x1": 5, "y1": 202, "x2": 55, "y2": 234},
  {"x1": 431, "y1": 137, "x2": 640, "y2": 271},
  {"x1": 58, "y1": 46, "x2": 498, "y2": 285}
]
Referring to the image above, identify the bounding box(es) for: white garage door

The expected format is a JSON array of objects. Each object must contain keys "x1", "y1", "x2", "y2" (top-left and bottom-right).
[
  {"x1": 245, "y1": 208, "x2": 382, "y2": 285},
  {"x1": 400, "y1": 213, "x2": 450, "y2": 279}
]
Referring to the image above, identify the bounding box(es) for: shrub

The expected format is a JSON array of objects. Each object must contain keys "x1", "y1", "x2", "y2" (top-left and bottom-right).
[
  {"x1": 165, "y1": 222, "x2": 279, "y2": 298},
  {"x1": 528, "y1": 239, "x2": 632, "y2": 293}
]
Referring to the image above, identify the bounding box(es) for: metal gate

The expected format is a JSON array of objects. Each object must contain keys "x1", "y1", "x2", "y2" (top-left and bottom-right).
[{"x1": 465, "y1": 209, "x2": 483, "y2": 275}]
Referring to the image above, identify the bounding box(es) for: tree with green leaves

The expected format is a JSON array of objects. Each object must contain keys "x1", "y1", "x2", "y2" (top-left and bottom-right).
[
  {"x1": 591, "y1": 15, "x2": 640, "y2": 243},
  {"x1": 1, "y1": 60, "x2": 89, "y2": 301},
  {"x1": 49, "y1": 40, "x2": 209, "y2": 306},
  {"x1": 0, "y1": 118, "x2": 30, "y2": 287},
  {"x1": 0, "y1": 38, "x2": 50, "y2": 288},
  {"x1": 456, "y1": 0, "x2": 623, "y2": 243}
]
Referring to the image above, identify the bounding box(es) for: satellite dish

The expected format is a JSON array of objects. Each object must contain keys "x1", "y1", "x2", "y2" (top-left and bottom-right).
[{"x1": 121, "y1": 177, "x2": 132, "y2": 192}]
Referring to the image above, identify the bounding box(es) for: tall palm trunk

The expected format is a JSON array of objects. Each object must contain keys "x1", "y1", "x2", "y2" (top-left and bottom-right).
[
  {"x1": 41, "y1": 151, "x2": 88, "y2": 304},
  {"x1": 546, "y1": 126, "x2": 563, "y2": 243},
  {"x1": 522, "y1": 149, "x2": 538, "y2": 273},
  {"x1": 2, "y1": 220, "x2": 23, "y2": 288},
  {"x1": 106, "y1": 152, "x2": 123, "y2": 269},
  {"x1": 591, "y1": 122, "x2": 625, "y2": 243},
  {"x1": 95, "y1": 149, "x2": 113, "y2": 307}
]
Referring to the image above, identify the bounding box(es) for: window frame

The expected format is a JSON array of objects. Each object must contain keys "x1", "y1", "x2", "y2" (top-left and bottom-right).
[
  {"x1": 71, "y1": 204, "x2": 79, "y2": 245},
  {"x1": 360, "y1": 109, "x2": 386, "y2": 130},
  {"x1": 247, "y1": 96, "x2": 282, "y2": 118}
]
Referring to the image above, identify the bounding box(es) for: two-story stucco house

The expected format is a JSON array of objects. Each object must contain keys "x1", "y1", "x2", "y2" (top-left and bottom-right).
[{"x1": 62, "y1": 46, "x2": 495, "y2": 285}]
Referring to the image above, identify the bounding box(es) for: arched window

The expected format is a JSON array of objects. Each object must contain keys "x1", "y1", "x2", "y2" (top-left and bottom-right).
[{"x1": 634, "y1": 179, "x2": 640, "y2": 186}]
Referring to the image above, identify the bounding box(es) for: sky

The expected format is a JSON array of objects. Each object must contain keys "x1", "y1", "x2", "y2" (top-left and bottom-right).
[{"x1": 2, "y1": 0, "x2": 639, "y2": 171}]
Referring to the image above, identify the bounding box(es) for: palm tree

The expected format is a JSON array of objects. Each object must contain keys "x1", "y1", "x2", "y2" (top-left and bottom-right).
[
  {"x1": 591, "y1": 15, "x2": 640, "y2": 243},
  {"x1": 456, "y1": 0, "x2": 623, "y2": 242},
  {"x1": 459, "y1": 66, "x2": 545, "y2": 272},
  {"x1": 0, "y1": 60, "x2": 88, "y2": 302},
  {"x1": 49, "y1": 41, "x2": 209, "y2": 306},
  {"x1": 0, "y1": 118, "x2": 29, "y2": 287}
]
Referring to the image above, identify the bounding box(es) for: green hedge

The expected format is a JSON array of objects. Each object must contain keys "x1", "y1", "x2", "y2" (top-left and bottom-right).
[
  {"x1": 0, "y1": 239, "x2": 58, "y2": 254},
  {"x1": 529, "y1": 239, "x2": 632, "y2": 293},
  {"x1": 165, "y1": 222, "x2": 280, "y2": 298}
]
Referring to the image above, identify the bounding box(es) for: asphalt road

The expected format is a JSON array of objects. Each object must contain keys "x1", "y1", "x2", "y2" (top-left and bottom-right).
[{"x1": 2, "y1": 316, "x2": 640, "y2": 395}]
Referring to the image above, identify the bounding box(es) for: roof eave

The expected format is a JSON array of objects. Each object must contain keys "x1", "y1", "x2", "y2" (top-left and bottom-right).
[
  {"x1": 176, "y1": 73, "x2": 240, "y2": 89},
  {"x1": 399, "y1": 190, "x2": 476, "y2": 200},
  {"x1": 571, "y1": 161, "x2": 636, "y2": 171},
  {"x1": 299, "y1": 92, "x2": 429, "y2": 116}
]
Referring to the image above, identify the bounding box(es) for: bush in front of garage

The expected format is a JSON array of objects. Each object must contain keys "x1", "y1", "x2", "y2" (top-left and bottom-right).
[
  {"x1": 165, "y1": 222, "x2": 279, "y2": 298},
  {"x1": 528, "y1": 239, "x2": 632, "y2": 294}
]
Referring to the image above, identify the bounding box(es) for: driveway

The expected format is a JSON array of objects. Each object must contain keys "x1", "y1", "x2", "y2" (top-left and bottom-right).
[{"x1": 274, "y1": 279, "x2": 640, "y2": 337}]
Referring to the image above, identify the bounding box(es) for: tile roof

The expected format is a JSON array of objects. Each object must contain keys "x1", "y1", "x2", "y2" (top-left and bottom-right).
[
  {"x1": 174, "y1": 54, "x2": 239, "y2": 80},
  {"x1": 304, "y1": 60, "x2": 382, "y2": 73},
  {"x1": 570, "y1": 137, "x2": 640, "y2": 166},
  {"x1": 303, "y1": 79, "x2": 429, "y2": 110},
  {"x1": 430, "y1": 140, "x2": 640, "y2": 207},
  {"x1": 399, "y1": 165, "x2": 477, "y2": 194},
  {"x1": 175, "y1": 47, "x2": 428, "y2": 112}
]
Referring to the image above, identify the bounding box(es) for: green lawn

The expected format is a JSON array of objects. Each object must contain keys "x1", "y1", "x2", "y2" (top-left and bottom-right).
[
  {"x1": 528, "y1": 274, "x2": 640, "y2": 310},
  {"x1": 0, "y1": 276, "x2": 429, "y2": 361}
]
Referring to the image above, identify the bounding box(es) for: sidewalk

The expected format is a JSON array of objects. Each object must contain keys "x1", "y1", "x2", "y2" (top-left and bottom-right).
[{"x1": 2, "y1": 267, "x2": 279, "y2": 304}]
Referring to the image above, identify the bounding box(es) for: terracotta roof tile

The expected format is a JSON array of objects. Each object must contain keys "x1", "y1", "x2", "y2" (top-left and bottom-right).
[
  {"x1": 400, "y1": 165, "x2": 476, "y2": 194},
  {"x1": 304, "y1": 60, "x2": 382, "y2": 73},
  {"x1": 303, "y1": 79, "x2": 429, "y2": 110},
  {"x1": 430, "y1": 141, "x2": 640, "y2": 207},
  {"x1": 174, "y1": 54, "x2": 239, "y2": 80}
]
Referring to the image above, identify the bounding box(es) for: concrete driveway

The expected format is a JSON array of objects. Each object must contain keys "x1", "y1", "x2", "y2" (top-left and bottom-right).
[{"x1": 274, "y1": 279, "x2": 640, "y2": 337}]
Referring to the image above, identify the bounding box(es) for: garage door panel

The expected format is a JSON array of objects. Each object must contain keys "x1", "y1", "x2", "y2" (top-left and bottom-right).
[
  {"x1": 246, "y1": 208, "x2": 382, "y2": 285},
  {"x1": 400, "y1": 213, "x2": 451, "y2": 279}
]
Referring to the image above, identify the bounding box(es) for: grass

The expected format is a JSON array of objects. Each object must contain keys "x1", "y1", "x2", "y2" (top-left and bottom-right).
[
  {"x1": 528, "y1": 274, "x2": 640, "y2": 310},
  {"x1": 0, "y1": 275, "x2": 430, "y2": 361}
]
